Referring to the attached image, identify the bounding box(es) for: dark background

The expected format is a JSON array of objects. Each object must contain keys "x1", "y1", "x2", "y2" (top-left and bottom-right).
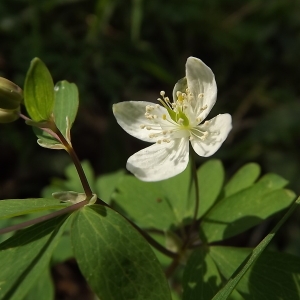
[{"x1": 0, "y1": 0, "x2": 300, "y2": 298}]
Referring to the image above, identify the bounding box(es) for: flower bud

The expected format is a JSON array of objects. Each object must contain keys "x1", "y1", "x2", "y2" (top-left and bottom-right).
[
  {"x1": 0, "y1": 107, "x2": 20, "y2": 123},
  {"x1": 0, "y1": 77, "x2": 23, "y2": 110}
]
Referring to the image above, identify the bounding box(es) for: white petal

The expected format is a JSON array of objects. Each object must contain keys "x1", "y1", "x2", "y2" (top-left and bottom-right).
[
  {"x1": 172, "y1": 77, "x2": 187, "y2": 101},
  {"x1": 191, "y1": 113, "x2": 232, "y2": 157},
  {"x1": 113, "y1": 101, "x2": 168, "y2": 142},
  {"x1": 186, "y1": 57, "x2": 217, "y2": 120},
  {"x1": 126, "y1": 138, "x2": 189, "y2": 181}
]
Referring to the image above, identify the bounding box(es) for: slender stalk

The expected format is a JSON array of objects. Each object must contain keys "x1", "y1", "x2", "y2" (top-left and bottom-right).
[
  {"x1": 165, "y1": 149, "x2": 200, "y2": 277},
  {"x1": 54, "y1": 129, "x2": 93, "y2": 198},
  {"x1": 189, "y1": 149, "x2": 200, "y2": 234},
  {"x1": 0, "y1": 200, "x2": 89, "y2": 235}
]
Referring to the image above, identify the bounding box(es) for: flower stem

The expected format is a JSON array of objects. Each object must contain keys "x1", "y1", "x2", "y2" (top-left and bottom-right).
[
  {"x1": 165, "y1": 149, "x2": 200, "y2": 278},
  {"x1": 190, "y1": 149, "x2": 200, "y2": 232}
]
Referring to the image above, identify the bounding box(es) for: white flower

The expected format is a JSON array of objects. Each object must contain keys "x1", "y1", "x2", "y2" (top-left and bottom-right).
[{"x1": 113, "y1": 57, "x2": 232, "y2": 182}]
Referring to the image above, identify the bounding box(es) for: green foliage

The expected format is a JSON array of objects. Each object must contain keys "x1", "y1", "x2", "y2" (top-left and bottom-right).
[
  {"x1": 36, "y1": 80, "x2": 79, "y2": 148},
  {"x1": 37, "y1": 157, "x2": 300, "y2": 299}
]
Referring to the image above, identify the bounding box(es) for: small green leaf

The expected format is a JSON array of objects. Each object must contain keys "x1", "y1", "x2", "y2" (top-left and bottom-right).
[
  {"x1": 224, "y1": 163, "x2": 261, "y2": 197},
  {"x1": 24, "y1": 269, "x2": 54, "y2": 300},
  {"x1": 0, "y1": 214, "x2": 68, "y2": 300},
  {"x1": 182, "y1": 248, "x2": 222, "y2": 300},
  {"x1": 53, "y1": 81, "x2": 79, "y2": 135},
  {"x1": 24, "y1": 58, "x2": 54, "y2": 121},
  {"x1": 0, "y1": 198, "x2": 68, "y2": 220},
  {"x1": 200, "y1": 173, "x2": 295, "y2": 243},
  {"x1": 71, "y1": 205, "x2": 171, "y2": 300}
]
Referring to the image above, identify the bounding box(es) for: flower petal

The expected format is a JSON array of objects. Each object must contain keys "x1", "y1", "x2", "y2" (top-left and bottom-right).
[
  {"x1": 172, "y1": 77, "x2": 187, "y2": 102},
  {"x1": 186, "y1": 57, "x2": 217, "y2": 120},
  {"x1": 126, "y1": 137, "x2": 189, "y2": 181},
  {"x1": 113, "y1": 101, "x2": 168, "y2": 142},
  {"x1": 191, "y1": 113, "x2": 232, "y2": 157}
]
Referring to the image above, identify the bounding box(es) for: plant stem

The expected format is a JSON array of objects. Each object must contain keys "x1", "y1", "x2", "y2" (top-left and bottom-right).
[
  {"x1": 54, "y1": 127, "x2": 93, "y2": 199},
  {"x1": 190, "y1": 149, "x2": 200, "y2": 228},
  {"x1": 0, "y1": 200, "x2": 89, "y2": 235},
  {"x1": 165, "y1": 149, "x2": 200, "y2": 277}
]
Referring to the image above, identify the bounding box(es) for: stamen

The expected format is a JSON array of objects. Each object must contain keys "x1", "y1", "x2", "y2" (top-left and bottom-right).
[
  {"x1": 140, "y1": 124, "x2": 146, "y2": 129},
  {"x1": 178, "y1": 118, "x2": 184, "y2": 125}
]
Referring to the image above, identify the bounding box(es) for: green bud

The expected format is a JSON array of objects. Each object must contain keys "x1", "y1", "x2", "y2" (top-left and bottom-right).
[
  {"x1": 0, "y1": 77, "x2": 23, "y2": 109},
  {"x1": 0, "y1": 107, "x2": 20, "y2": 123}
]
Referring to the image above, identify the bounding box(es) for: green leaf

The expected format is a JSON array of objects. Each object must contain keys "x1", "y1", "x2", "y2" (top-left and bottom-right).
[
  {"x1": 53, "y1": 80, "x2": 79, "y2": 134},
  {"x1": 182, "y1": 248, "x2": 222, "y2": 300},
  {"x1": 24, "y1": 268, "x2": 54, "y2": 300},
  {"x1": 0, "y1": 198, "x2": 68, "y2": 219},
  {"x1": 210, "y1": 196, "x2": 300, "y2": 300},
  {"x1": 0, "y1": 214, "x2": 69, "y2": 300},
  {"x1": 210, "y1": 246, "x2": 300, "y2": 300},
  {"x1": 71, "y1": 205, "x2": 172, "y2": 300},
  {"x1": 113, "y1": 163, "x2": 191, "y2": 230},
  {"x1": 24, "y1": 58, "x2": 54, "y2": 122},
  {"x1": 200, "y1": 173, "x2": 296, "y2": 243},
  {"x1": 196, "y1": 159, "x2": 224, "y2": 218},
  {"x1": 224, "y1": 163, "x2": 261, "y2": 197}
]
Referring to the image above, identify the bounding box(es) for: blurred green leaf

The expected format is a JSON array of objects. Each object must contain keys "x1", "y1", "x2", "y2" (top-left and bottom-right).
[
  {"x1": 95, "y1": 169, "x2": 125, "y2": 203},
  {"x1": 200, "y1": 173, "x2": 296, "y2": 243},
  {"x1": 224, "y1": 163, "x2": 261, "y2": 197},
  {"x1": 71, "y1": 205, "x2": 171, "y2": 300},
  {"x1": 24, "y1": 268, "x2": 54, "y2": 300},
  {"x1": 42, "y1": 160, "x2": 95, "y2": 197},
  {"x1": 24, "y1": 58, "x2": 54, "y2": 122},
  {"x1": 0, "y1": 198, "x2": 68, "y2": 219},
  {"x1": 0, "y1": 214, "x2": 68, "y2": 300},
  {"x1": 182, "y1": 248, "x2": 222, "y2": 300}
]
